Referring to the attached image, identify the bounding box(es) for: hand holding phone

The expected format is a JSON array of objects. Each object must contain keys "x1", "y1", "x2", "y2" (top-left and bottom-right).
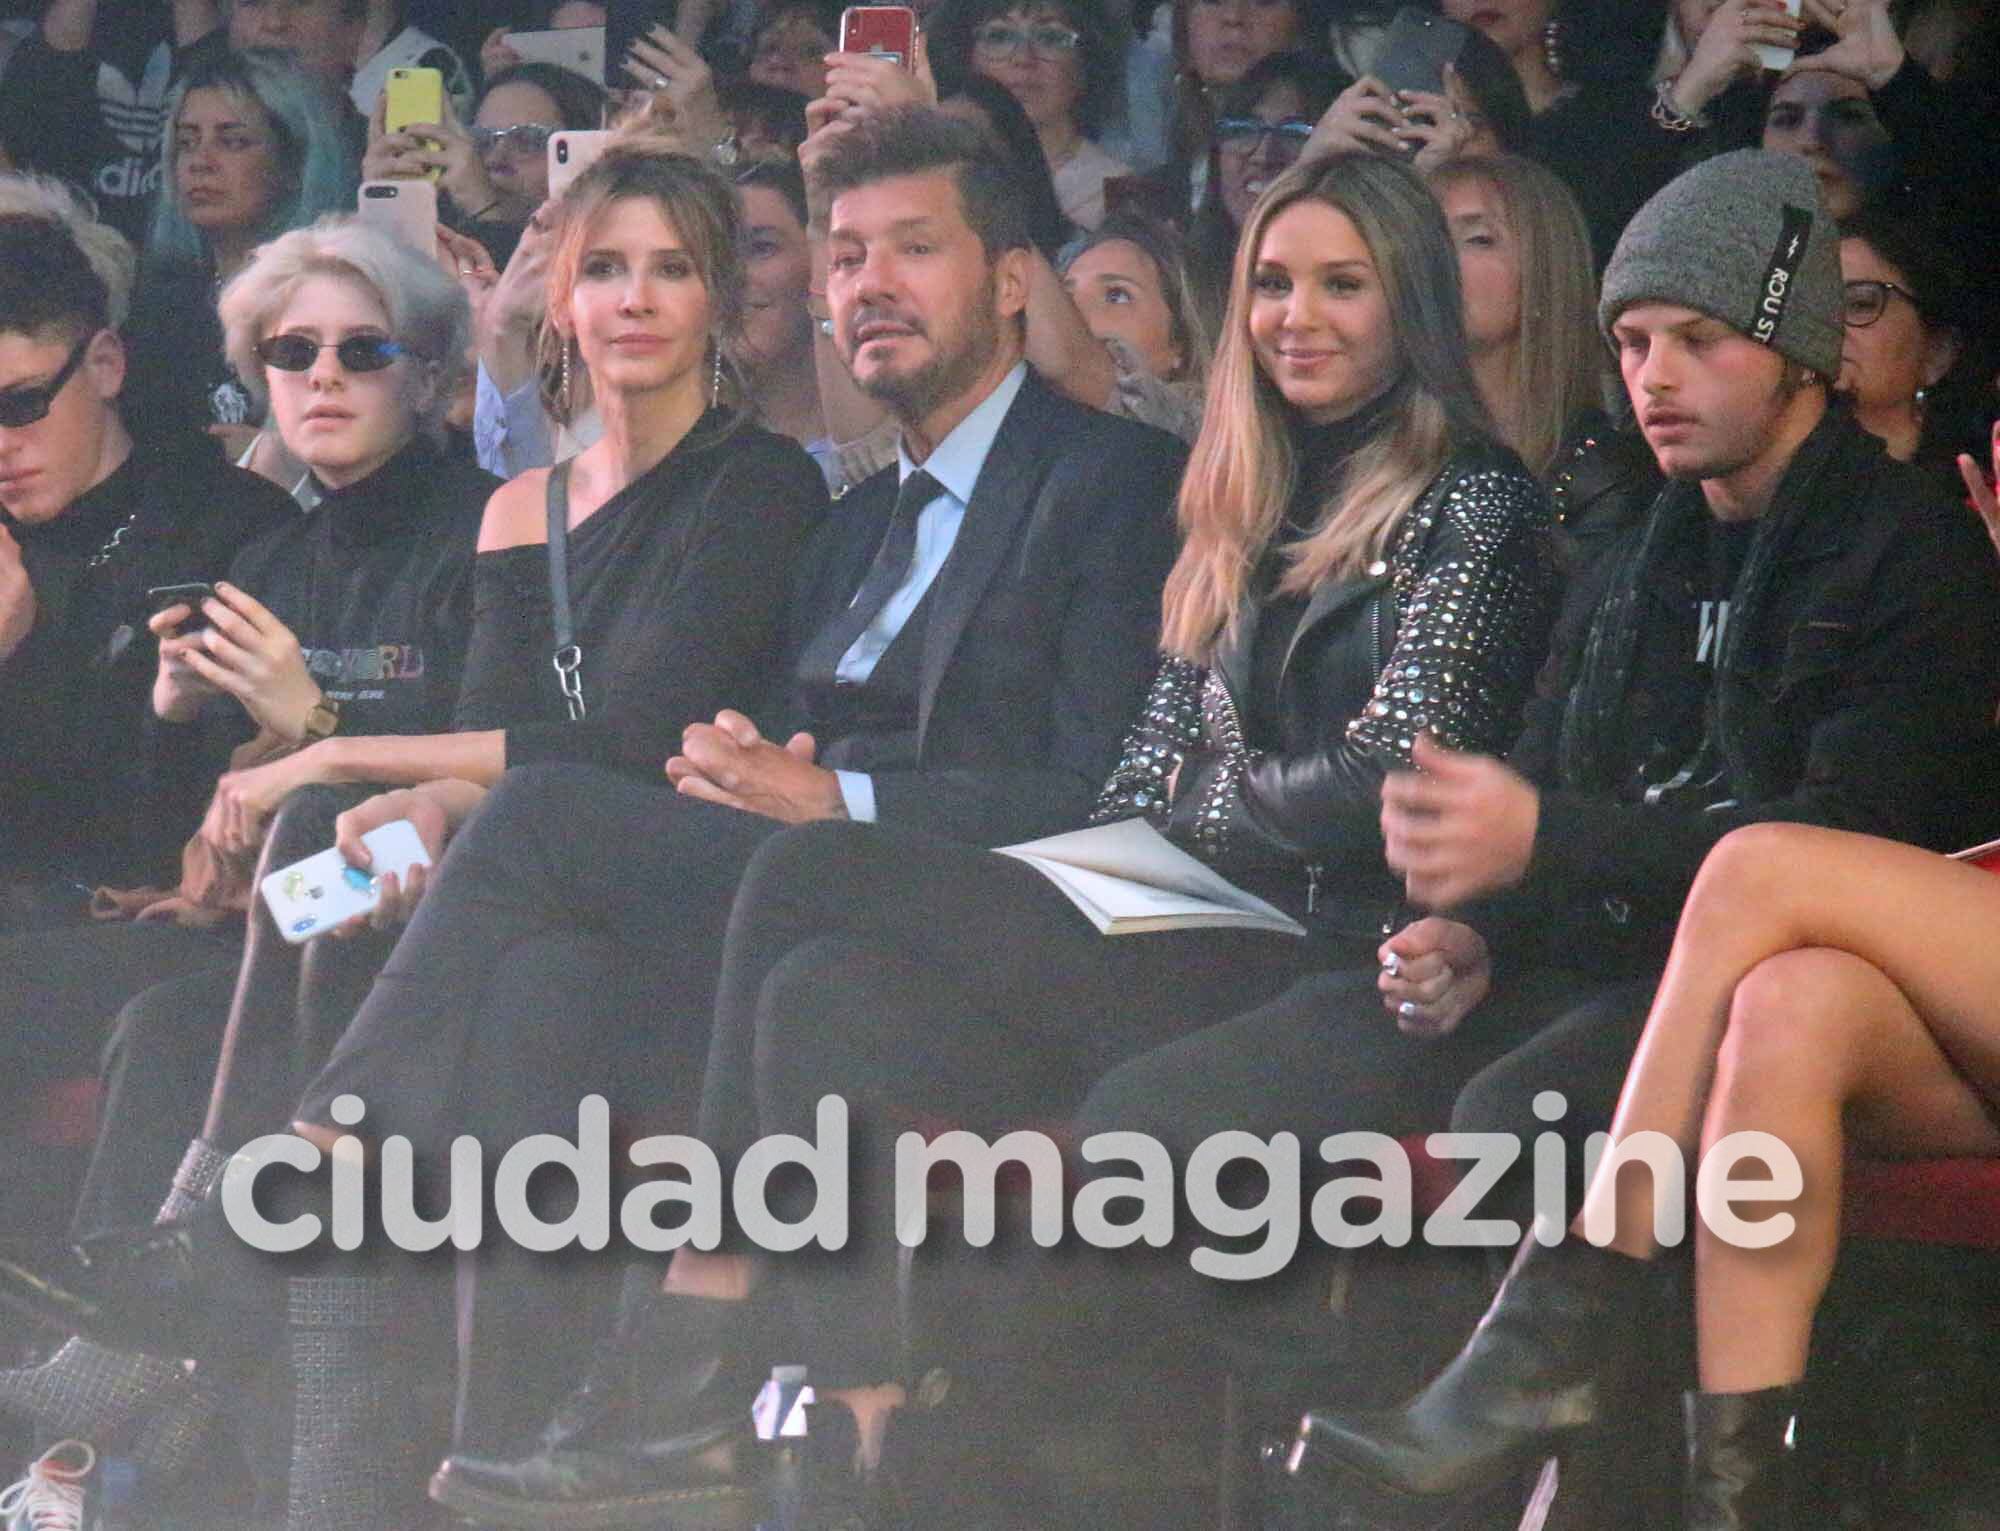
[
  {"x1": 548, "y1": 129, "x2": 611, "y2": 199},
  {"x1": 1371, "y1": 7, "x2": 1472, "y2": 99},
  {"x1": 260, "y1": 819, "x2": 434, "y2": 942},
  {"x1": 147, "y1": 581, "x2": 216, "y2": 633},
  {"x1": 384, "y1": 66, "x2": 447, "y2": 180},
  {"x1": 357, "y1": 179, "x2": 438, "y2": 252},
  {"x1": 1753, "y1": 0, "x2": 1805, "y2": 72},
  {"x1": 839, "y1": 6, "x2": 918, "y2": 69}
]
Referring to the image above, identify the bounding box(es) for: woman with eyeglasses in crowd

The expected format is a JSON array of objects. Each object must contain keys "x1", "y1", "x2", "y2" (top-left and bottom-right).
[
  {"x1": 1834, "y1": 198, "x2": 1982, "y2": 483},
  {"x1": 120, "y1": 47, "x2": 356, "y2": 458},
  {"x1": 1182, "y1": 49, "x2": 1344, "y2": 335},
  {"x1": 1139, "y1": 0, "x2": 1312, "y2": 224},
  {"x1": 943, "y1": 0, "x2": 1133, "y2": 229}
]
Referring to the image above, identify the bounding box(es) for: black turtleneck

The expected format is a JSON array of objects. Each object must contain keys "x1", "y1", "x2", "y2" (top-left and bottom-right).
[
  {"x1": 217, "y1": 438, "x2": 495, "y2": 749},
  {"x1": 1, "y1": 430, "x2": 294, "y2": 888},
  {"x1": 1245, "y1": 394, "x2": 1398, "y2": 744}
]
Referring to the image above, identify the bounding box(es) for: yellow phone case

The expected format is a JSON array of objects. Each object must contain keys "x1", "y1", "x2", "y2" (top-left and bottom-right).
[{"x1": 384, "y1": 67, "x2": 445, "y2": 180}]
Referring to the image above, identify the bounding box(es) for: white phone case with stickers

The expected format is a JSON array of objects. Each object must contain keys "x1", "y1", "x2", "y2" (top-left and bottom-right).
[{"x1": 259, "y1": 819, "x2": 432, "y2": 943}]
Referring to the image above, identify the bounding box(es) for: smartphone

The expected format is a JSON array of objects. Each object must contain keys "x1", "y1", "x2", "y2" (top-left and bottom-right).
[
  {"x1": 1101, "y1": 173, "x2": 1181, "y2": 228},
  {"x1": 606, "y1": 0, "x2": 679, "y2": 89},
  {"x1": 840, "y1": 5, "x2": 917, "y2": 68},
  {"x1": 384, "y1": 65, "x2": 444, "y2": 133},
  {"x1": 1753, "y1": 0, "x2": 1804, "y2": 72},
  {"x1": 147, "y1": 581, "x2": 215, "y2": 633},
  {"x1": 548, "y1": 128, "x2": 612, "y2": 199},
  {"x1": 356, "y1": 178, "x2": 437, "y2": 252},
  {"x1": 260, "y1": 819, "x2": 433, "y2": 943},
  {"x1": 384, "y1": 65, "x2": 445, "y2": 179},
  {"x1": 504, "y1": 24, "x2": 607, "y2": 85},
  {"x1": 1370, "y1": 7, "x2": 1473, "y2": 99}
]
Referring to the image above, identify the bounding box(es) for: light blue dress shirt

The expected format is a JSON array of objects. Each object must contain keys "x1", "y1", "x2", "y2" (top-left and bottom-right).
[{"x1": 832, "y1": 362, "x2": 1029, "y2": 822}]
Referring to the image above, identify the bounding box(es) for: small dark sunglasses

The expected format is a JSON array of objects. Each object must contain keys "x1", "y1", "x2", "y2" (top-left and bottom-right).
[
  {"x1": 0, "y1": 332, "x2": 93, "y2": 429},
  {"x1": 253, "y1": 334, "x2": 408, "y2": 372}
]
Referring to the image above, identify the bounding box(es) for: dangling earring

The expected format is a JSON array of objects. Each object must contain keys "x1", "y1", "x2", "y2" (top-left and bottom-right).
[
  {"x1": 1914, "y1": 384, "x2": 1930, "y2": 408},
  {"x1": 710, "y1": 340, "x2": 723, "y2": 408},
  {"x1": 559, "y1": 337, "x2": 573, "y2": 415},
  {"x1": 1542, "y1": 17, "x2": 1565, "y2": 79}
]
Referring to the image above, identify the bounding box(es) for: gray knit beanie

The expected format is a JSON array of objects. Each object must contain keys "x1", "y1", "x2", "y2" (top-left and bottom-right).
[{"x1": 1599, "y1": 149, "x2": 1842, "y2": 381}]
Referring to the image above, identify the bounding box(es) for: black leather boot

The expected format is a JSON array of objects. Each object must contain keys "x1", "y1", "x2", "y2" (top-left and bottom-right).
[
  {"x1": 0, "y1": 1158, "x2": 292, "y2": 1370},
  {"x1": 1276, "y1": 1224, "x2": 1659, "y2": 1502},
  {"x1": 427, "y1": 1265, "x2": 762, "y2": 1529},
  {"x1": 0, "y1": 1140, "x2": 233, "y2": 1476},
  {"x1": 1683, "y1": 1385, "x2": 1801, "y2": 1531}
]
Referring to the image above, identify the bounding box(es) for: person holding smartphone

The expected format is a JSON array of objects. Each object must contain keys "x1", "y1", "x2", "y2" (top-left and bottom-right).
[{"x1": 0, "y1": 175, "x2": 294, "y2": 920}]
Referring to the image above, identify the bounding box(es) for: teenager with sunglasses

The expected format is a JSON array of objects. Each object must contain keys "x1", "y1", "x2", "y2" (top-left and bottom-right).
[{"x1": 0, "y1": 173, "x2": 294, "y2": 925}]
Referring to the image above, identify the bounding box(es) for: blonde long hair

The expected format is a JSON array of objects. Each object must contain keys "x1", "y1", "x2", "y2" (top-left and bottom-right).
[
  {"x1": 1161, "y1": 153, "x2": 1495, "y2": 663},
  {"x1": 1429, "y1": 154, "x2": 1606, "y2": 481}
]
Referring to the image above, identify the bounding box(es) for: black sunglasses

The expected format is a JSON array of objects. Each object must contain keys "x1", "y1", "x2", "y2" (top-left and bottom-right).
[
  {"x1": 253, "y1": 334, "x2": 408, "y2": 373},
  {"x1": 0, "y1": 332, "x2": 93, "y2": 429}
]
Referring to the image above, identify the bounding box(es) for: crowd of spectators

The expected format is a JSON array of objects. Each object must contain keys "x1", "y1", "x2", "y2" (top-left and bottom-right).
[{"x1": 2, "y1": 0, "x2": 2000, "y2": 1525}]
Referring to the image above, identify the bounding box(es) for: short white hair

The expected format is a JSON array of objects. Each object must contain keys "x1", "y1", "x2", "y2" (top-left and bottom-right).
[
  {"x1": 217, "y1": 215, "x2": 472, "y2": 438},
  {"x1": 0, "y1": 171, "x2": 138, "y2": 329}
]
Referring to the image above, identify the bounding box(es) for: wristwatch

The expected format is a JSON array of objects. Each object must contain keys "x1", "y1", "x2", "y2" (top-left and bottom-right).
[{"x1": 301, "y1": 694, "x2": 341, "y2": 742}]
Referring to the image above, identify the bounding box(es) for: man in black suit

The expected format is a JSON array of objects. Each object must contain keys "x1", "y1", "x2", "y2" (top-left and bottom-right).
[{"x1": 0, "y1": 107, "x2": 1189, "y2": 1478}]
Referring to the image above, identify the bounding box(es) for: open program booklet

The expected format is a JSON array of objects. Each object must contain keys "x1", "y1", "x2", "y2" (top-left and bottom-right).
[{"x1": 995, "y1": 818, "x2": 1307, "y2": 937}]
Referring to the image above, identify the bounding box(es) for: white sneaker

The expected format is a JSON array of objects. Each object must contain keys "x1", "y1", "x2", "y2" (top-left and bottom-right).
[{"x1": 0, "y1": 1440, "x2": 95, "y2": 1531}]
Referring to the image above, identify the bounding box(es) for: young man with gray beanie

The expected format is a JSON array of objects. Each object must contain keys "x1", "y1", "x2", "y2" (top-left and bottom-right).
[{"x1": 1271, "y1": 149, "x2": 2000, "y2": 1525}]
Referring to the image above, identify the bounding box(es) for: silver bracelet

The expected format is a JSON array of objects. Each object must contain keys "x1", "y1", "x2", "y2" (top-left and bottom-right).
[{"x1": 1650, "y1": 76, "x2": 1707, "y2": 134}]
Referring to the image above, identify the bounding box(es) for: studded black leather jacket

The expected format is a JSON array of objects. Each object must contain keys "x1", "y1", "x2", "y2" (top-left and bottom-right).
[{"x1": 1095, "y1": 435, "x2": 1560, "y2": 931}]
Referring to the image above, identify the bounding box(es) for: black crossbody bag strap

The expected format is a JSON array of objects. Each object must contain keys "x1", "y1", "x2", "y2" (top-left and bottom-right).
[{"x1": 545, "y1": 459, "x2": 586, "y2": 721}]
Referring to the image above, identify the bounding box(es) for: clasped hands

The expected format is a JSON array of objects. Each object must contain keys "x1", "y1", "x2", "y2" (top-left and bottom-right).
[{"x1": 666, "y1": 709, "x2": 847, "y2": 823}]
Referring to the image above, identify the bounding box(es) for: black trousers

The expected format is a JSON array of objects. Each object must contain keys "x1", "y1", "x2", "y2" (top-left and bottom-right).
[
  {"x1": 296, "y1": 764, "x2": 785, "y2": 1155},
  {"x1": 285, "y1": 764, "x2": 788, "y2": 1452},
  {"x1": 695, "y1": 818, "x2": 1368, "y2": 1384}
]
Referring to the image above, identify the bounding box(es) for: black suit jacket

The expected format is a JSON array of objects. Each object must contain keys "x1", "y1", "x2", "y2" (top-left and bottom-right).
[{"x1": 763, "y1": 368, "x2": 1186, "y2": 847}]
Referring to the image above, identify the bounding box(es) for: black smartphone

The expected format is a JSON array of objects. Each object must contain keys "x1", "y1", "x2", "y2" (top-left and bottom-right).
[
  {"x1": 1371, "y1": 7, "x2": 1473, "y2": 99},
  {"x1": 148, "y1": 581, "x2": 216, "y2": 631},
  {"x1": 605, "y1": 0, "x2": 680, "y2": 88}
]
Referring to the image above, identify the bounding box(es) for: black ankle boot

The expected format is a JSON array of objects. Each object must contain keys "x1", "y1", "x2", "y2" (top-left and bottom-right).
[
  {"x1": 427, "y1": 1266, "x2": 763, "y2": 1529},
  {"x1": 1683, "y1": 1385, "x2": 1801, "y2": 1531},
  {"x1": 1276, "y1": 1225, "x2": 1659, "y2": 1502},
  {"x1": 0, "y1": 1149, "x2": 338, "y2": 1369}
]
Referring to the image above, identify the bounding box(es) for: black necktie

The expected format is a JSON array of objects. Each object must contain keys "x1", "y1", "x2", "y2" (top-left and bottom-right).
[{"x1": 797, "y1": 469, "x2": 941, "y2": 685}]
